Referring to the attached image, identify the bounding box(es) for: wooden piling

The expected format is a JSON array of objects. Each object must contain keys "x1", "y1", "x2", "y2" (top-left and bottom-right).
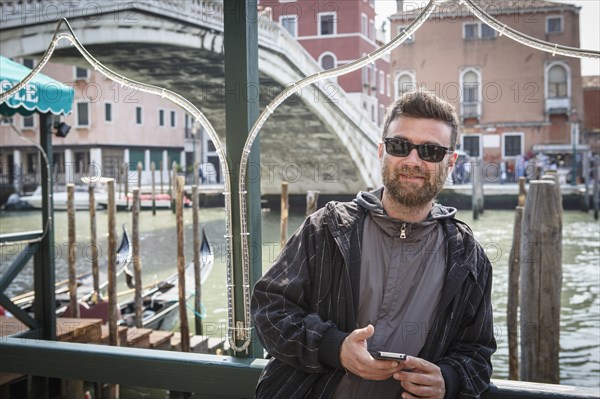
[
  {"x1": 89, "y1": 184, "x2": 100, "y2": 300},
  {"x1": 593, "y1": 155, "x2": 599, "y2": 220},
  {"x1": 518, "y1": 177, "x2": 527, "y2": 207},
  {"x1": 132, "y1": 188, "x2": 143, "y2": 328},
  {"x1": 280, "y1": 182, "x2": 289, "y2": 249},
  {"x1": 160, "y1": 160, "x2": 164, "y2": 194},
  {"x1": 67, "y1": 184, "x2": 79, "y2": 318},
  {"x1": 507, "y1": 205, "x2": 523, "y2": 380},
  {"x1": 306, "y1": 190, "x2": 320, "y2": 216},
  {"x1": 138, "y1": 161, "x2": 143, "y2": 190},
  {"x1": 176, "y1": 176, "x2": 190, "y2": 352},
  {"x1": 151, "y1": 161, "x2": 156, "y2": 216},
  {"x1": 471, "y1": 158, "x2": 484, "y2": 219},
  {"x1": 171, "y1": 161, "x2": 177, "y2": 214},
  {"x1": 106, "y1": 178, "x2": 119, "y2": 399},
  {"x1": 542, "y1": 171, "x2": 562, "y2": 216},
  {"x1": 192, "y1": 181, "x2": 202, "y2": 335},
  {"x1": 124, "y1": 162, "x2": 130, "y2": 211},
  {"x1": 519, "y1": 180, "x2": 562, "y2": 384}
]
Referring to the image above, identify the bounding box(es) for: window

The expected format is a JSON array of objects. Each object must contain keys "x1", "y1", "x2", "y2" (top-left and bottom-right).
[
  {"x1": 136, "y1": 106, "x2": 143, "y2": 125},
  {"x1": 379, "y1": 71, "x2": 385, "y2": 94},
  {"x1": 369, "y1": 20, "x2": 375, "y2": 40},
  {"x1": 464, "y1": 23, "x2": 478, "y2": 39},
  {"x1": 464, "y1": 22, "x2": 496, "y2": 40},
  {"x1": 74, "y1": 67, "x2": 89, "y2": 80},
  {"x1": 104, "y1": 103, "x2": 112, "y2": 123},
  {"x1": 481, "y1": 24, "x2": 496, "y2": 39},
  {"x1": 397, "y1": 26, "x2": 414, "y2": 43},
  {"x1": 320, "y1": 53, "x2": 335, "y2": 70},
  {"x1": 379, "y1": 104, "x2": 385, "y2": 126},
  {"x1": 76, "y1": 102, "x2": 90, "y2": 127},
  {"x1": 462, "y1": 135, "x2": 481, "y2": 158},
  {"x1": 503, "y1": 133, "x2": 523, "y2": 158},
  {"x1": 319, "y1": 12, "x2": 336, "y2": 35},
  {"x1": 22, "y1": 58, "x2": 34, "y2": 69},
  {"x1": 22, "y1": 115, "x2": 35, "y2": 129},
  {"x1": 396, "y1": 72, "x2": 416, "y2": 98},
  {"x1": 387, "y1": 74, "x2": 391, "y2": 97},
  {"x1": 547, "y1": 64, "x2": 568, "y2": 98},
  {"x1": 0, "y1": 116, "x2": 13, "y2": 125},
  {"x1": 170, "y1": 110, "x2": 176, "y2": 128},
  {"x1": 461, "y1": 69, "x2": 481, "y2": 118},
  {"x1": 280, "y1": 15, "x2": 298, "y2": 37},
  {"x1": 159, "y1": 109, "x2": 165, "y2": 127},
  {"x1": 546, "y1": 16, "x2": 563, "y2": 34}
]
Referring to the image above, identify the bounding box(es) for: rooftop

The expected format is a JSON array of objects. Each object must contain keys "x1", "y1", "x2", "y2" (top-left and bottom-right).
[{"x1": 389, "y1": 0, "x2": 581, "y2": 21}]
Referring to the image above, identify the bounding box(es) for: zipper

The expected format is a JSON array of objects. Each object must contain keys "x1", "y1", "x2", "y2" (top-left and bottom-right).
[{"x1": 400, "y1": 223, "x2": 407, "y2": 239}]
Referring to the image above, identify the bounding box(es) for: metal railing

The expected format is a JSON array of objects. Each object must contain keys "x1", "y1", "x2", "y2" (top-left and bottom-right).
[{"x1": 0, "y1": 337, "x2": 598, "y2": 399}]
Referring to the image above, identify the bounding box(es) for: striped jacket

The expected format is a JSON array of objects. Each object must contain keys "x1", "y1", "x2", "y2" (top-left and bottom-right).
[{"x1": 251, "y1": 199, "x2": 496, "y2": 399}]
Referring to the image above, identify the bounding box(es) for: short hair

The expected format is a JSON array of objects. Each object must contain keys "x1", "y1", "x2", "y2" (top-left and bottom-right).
[{"x1": 382, "y1": 90, "x2": 459, "y2": 149}]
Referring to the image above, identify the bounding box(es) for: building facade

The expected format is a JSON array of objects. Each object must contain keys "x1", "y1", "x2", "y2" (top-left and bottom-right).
[
  {"x1": 389, "y1": 0, "x2": 586, "y2": 182},
  {"x1": 262, "y1": 0, "x2": 392, "y2": 126},
  {"x1": 0, "y1": 58, "x2": 215, "y2": 196}
]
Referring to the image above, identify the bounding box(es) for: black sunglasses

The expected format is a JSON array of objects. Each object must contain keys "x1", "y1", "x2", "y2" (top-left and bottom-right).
[{"x1": 383, "y1": 137, "x2": 453, "y2": 163}]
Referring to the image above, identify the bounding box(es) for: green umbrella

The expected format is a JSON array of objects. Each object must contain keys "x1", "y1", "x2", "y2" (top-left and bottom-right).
[{"x1": 0, "y1": 55, "x2": 73, "y2": 116}]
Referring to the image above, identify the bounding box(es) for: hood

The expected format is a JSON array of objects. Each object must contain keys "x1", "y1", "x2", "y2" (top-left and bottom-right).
[{"x1": 353, "y1": 187, "x2": 457, "y2": 221}]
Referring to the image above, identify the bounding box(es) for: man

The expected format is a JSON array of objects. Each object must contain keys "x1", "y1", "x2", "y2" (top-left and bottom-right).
[{"x1": 251, "y1": 90, "x2": 496, "y2": 399}]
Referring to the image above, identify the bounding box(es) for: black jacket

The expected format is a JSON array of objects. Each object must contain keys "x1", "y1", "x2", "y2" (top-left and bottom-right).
[{"x1": 251, "y1": 197, "x2": 496, "y2": 399}]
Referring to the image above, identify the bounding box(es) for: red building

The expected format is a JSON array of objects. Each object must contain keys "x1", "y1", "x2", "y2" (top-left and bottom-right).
[{"x1": 261, "y1": 0, "x2": 392, "y2": 126}]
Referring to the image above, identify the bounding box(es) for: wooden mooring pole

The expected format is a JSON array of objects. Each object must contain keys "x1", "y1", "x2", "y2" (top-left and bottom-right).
[
  {"x1": 89, "y1": 184, "x2": 100, "y2": 300},
  {"x1": 124, "y1": 162, "x2": 129, "y2": 211},
  {"x1": 192, "y1": 163, "x2": 202, "y2": 335},
  {"x1": 171, "y1": 161, "x2": 177, "y2": 214},
  {"x1": 176, "y1": 176, "x2": 190, "y2": 353},
  {"x1": 471, "y1": 158, "x2": 484, "y2": 220},
  {"x1": 132, "y1": 188, "x2": 143, "y2": 328},
  {"x1": 507, "y1": 205, "x2": 523, "y2": 380},
  {"x1": 151, "y1": 161, "x2": 157, "y2": 216},
  {"x1": 67, "y1": 184, "x2": 79, "y2": 318},
  {"x1": 280, "y1": 181, "x2": 289, "y2": 249},
  {"x1": 106, "y1": 178, "x2": 119, "y2": 398},
  {"x1": 65, "y1": 185, "x2": 83, "y2": 399},
  {"x1": 138, "y1": 161, "x2": 143, "y2": 190},
  {"x1": 519, "y1": 180, "x2": 562, "y2": 384},
  {"x1": 593, "y1": 155, "x2": 599, "y2": 220},
  {"x1": 306, "y1": 190, "x2": 319, "y2": 216}
]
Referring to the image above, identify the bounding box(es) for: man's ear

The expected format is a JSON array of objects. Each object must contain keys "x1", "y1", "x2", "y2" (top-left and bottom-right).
[
  {"x1": 448, "y1": 151, "x2": 458, "y2": 169},
  {"x1": 378, "y1": 142, "x2": 384, "y2": 160}
]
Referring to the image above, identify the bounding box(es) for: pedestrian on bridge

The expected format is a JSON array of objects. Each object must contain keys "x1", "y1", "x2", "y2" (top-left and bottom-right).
[{"x1": 252, "y1": 90, "x2": 496, "y2": 399}]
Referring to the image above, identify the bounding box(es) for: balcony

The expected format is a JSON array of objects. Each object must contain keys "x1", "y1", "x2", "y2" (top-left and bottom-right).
[{"x1": 545, "y1": 97, "x2": 570, "y2": 115}]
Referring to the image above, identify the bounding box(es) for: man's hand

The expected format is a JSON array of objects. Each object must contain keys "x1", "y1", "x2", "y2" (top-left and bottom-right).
[
  {"x1": 393, "y1": 356, "x2": 445, "y2": 399},
  {"x1": 339, "y1": 324, "x2": 402, "y2": 380}
]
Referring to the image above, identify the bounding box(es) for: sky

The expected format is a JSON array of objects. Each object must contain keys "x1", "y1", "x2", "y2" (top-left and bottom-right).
[{"x1": 374, "y1": 0, "x2": 600, "y2": 76}]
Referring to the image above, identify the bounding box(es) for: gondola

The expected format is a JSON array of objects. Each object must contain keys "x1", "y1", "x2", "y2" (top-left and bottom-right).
[
  {"x1": 118, "y1": 228, "x2": 214, "y2": 331},
  {"x1": 12, "y1": 224, "x2": 132, "y2": 313}
]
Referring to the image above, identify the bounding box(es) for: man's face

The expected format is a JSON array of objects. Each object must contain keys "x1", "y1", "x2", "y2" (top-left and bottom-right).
[{"x1": 378, "y1": 116, "x2": 457, "y2": 208}]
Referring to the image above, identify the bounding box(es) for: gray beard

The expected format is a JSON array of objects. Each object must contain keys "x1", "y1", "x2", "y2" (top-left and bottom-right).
[{"x1": 381, "y1": 159, "x2": 449, "y2": 208}]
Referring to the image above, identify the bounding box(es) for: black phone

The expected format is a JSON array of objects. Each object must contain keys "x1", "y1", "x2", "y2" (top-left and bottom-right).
[{"x1": 372, "y1": 351, "x2": 407, "y2": 361}]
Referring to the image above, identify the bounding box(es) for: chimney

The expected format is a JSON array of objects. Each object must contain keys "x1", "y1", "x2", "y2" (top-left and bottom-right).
[{"x1": 396, "y1": 0, "x2": 404, "y2": 13}]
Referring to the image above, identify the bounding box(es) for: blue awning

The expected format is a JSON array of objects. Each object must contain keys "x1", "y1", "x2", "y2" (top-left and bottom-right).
[{"x1": 0, "y1": 55, "x2": 74, "y2": 116}]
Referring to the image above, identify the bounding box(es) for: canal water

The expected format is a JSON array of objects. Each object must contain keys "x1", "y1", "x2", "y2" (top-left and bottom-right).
[{"x1": 0, "y1": 206, "x2": 598, "y2": 391}]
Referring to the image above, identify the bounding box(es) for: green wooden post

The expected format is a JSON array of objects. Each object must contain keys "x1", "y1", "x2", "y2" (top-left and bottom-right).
[{"x1": 224, "y1": 0, "x2": 263, "y2": 358}]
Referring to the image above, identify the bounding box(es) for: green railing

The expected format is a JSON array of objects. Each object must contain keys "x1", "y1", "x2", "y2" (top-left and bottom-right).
[{"x1": 0, "y1": 337, "x2": 598, "y2": 399}]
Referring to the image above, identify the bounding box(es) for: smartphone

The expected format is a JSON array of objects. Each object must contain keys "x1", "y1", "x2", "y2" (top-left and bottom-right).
[{"x1": 372, "y1": 351, "x2": 407, "y2": 361}]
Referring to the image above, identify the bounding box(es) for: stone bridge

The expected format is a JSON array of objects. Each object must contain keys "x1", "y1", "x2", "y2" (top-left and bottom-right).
[{"x1": 0, "y1": 0, "x2": 382, "y2": 195}]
